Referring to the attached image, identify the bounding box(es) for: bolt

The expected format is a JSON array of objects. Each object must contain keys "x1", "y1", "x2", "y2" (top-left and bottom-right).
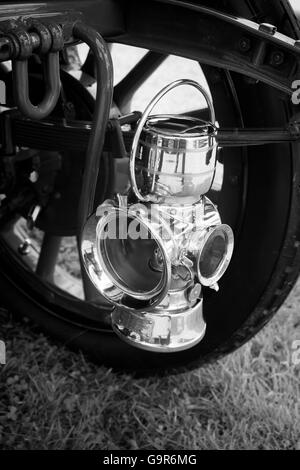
[
  {"x1": 18, "y1": 238, "x2": 32, "y2": 256},
  {"x1": 29, "y1": 170, "x2": 39, "y2": 183},
  {"x1": 270, "y1": 51, "x2": 284, "y2": 66},
  {"x1": 187, "y1": 283, "x2": 202, "y2": 302},
  {"x1": 239, "y1": 37, "x2": 251, "y2": 53},
  {"x1": 259, "y1": 23, "x2": 277, "y2": 35}
]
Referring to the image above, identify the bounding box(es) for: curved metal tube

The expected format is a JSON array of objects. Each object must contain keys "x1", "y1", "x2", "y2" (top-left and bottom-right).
[
  {"x1": 12, "y1": 52, "x2": 61, "y2": 120},
  {"x1": 73, "y1": 22, "x2": 114, "y2": 230}
]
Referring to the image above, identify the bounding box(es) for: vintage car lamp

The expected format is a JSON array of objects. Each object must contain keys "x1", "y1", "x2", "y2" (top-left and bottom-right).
[{"x1": 81, "y1": 79, "x2": 234, "y2": 352}]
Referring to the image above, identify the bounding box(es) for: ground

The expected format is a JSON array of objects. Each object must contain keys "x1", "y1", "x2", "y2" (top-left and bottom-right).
[{"x1": 0, "y1": 277, "x2": 299, "y2": 450}]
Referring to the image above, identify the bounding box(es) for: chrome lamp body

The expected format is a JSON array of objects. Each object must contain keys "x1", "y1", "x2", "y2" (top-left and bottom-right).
[{"x1": 81, "y1": 79, "x2": 234, "y2": 352}]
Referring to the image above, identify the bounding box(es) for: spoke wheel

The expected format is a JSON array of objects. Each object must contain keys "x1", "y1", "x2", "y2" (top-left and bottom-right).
[{"x1": 0, "y1": 0, "x2": 300, "y2": 372}]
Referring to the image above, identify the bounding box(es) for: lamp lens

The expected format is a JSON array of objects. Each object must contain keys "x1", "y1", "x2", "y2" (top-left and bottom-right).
[
  {"x1": 100, "y1": 214, "x2": 165, "y2": 296},
  {"x1": 199, "y1": 231, "x2": 227, "y2": 279}
]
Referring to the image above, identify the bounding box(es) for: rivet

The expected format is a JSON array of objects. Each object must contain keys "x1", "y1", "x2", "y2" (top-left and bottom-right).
[
  {"x1": 239, "y1": 37, "x2": 251, "y2": 52},
  {"x1": 259, "y1": 23, "x2": 277, "y2": 35},
  {"x1": 270, "y1": 51, "x2": 284, "y2": 66}
]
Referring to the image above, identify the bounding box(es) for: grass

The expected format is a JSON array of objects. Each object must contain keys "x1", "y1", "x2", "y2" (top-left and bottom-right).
[{"x1": 0, "y1": 280, "x2": 299, "y2": 450}]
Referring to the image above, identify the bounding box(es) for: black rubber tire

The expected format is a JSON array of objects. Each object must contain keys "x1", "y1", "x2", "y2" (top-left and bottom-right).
[{"x1": 1, "y1": 0, "x2": 300, "y2": 373}]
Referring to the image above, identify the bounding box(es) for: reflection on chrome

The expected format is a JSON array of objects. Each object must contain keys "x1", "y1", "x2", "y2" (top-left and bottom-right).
[{"x1": 81, "y1": 80, "x2": 234, "y2": 352}]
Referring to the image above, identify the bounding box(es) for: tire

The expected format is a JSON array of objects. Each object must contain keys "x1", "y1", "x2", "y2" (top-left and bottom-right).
[{"x1": 0, "y1": 0, "x2": 300, "y2": 373}]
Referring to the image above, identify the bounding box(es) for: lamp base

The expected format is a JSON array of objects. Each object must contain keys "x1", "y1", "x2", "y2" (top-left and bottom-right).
[{"x1": 111, "y1": 299, "x2": 206, "y2": 353}]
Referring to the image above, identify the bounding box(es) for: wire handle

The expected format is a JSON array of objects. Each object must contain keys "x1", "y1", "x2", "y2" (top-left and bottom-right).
[{"x1": 130, "y1": 79, "x2": 216, "y2": 202}]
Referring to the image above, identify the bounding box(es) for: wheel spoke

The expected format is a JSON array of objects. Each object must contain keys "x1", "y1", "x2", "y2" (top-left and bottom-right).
[
  {"x1": 36, "y1": 233, "x2": 61, "y2": 283},
  {"x1": 113, "y1": 51, "x2": 167, "y2": 111},
  {"x1": 76, "y1": 236, "x2": 106, "y2": 302}
]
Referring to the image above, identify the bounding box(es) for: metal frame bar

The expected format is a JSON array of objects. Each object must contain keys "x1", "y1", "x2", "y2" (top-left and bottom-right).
[
  {"x1": 1, "y1": 0, "x2": 299, "y2": 94},
  {"x1": 36, "y1": 233, "x2": 62, "y2": 282},
  {"x1": 111, "y1": 0, "x2": 300, "y2": 95},
  {"x1": 113, "y1": 51, "x2": 167, "y2": 108},
  {"x1": 7, "y1": 115, "x2": 300, "y2": 150}
]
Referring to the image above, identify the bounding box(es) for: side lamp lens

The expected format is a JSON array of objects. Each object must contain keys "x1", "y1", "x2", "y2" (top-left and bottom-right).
[{"x1": 198, "y1": 225, "x2": 234, "y2": 286}]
